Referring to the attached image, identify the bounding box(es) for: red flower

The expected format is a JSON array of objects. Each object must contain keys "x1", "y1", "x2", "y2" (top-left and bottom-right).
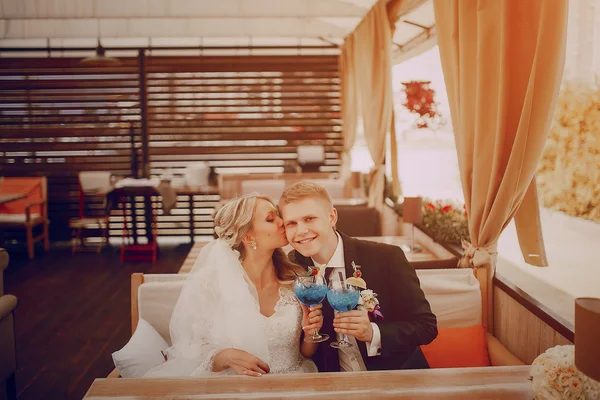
[
  {"x1": 442, "y1": 205, "x2": 453, "y2": 213},
  {"x1": 426, "y1": 202, "x2": 436, "y2": 210}
]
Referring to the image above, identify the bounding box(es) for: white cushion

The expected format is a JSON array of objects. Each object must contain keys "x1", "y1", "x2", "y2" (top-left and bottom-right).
[
  {"x1": 416, "y1": 268, "x2": 482, "y2": 328},
  {"x1": 111, "y1": 318, "x2": 169, "y2": 378},
  {"x1": 138, "y1": 280, "x2": 185, "y2": 344},
  {"x1": 0, "y1": 213, "x2": 41, "y2": 223}
]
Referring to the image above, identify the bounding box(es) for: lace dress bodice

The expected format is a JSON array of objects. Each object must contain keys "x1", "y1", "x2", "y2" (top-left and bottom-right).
[{"x1": 266, "y1": 287, "x2": 318, "y2": 374}]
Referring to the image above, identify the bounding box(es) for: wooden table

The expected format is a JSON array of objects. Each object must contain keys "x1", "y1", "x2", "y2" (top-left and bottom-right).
[
  {"x1": 100, "y1": 182, "x2": 219, "y2": 243},
  {"x1": 84, "y1": 366, "x2": 532, "y2": 399},
  {"x1": 0, "y1": 193, "x2": 26, "y2": 205}
]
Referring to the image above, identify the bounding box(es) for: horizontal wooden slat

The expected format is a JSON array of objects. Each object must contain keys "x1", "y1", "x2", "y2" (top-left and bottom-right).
[
  {"x1": 147, "y1": 132, "x2": 342, "y2": 141},
  {"x1": 149, "y1": 146, "x2": 342, "y2": 156},
  {"x1": 147, "y1": 99, "x2": 341, "y2": 106}
]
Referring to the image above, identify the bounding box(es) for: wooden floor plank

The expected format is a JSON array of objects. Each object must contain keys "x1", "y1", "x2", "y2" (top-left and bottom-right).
[{"x1": 3, "y1": 242, "x2": 190, "y2": 400}]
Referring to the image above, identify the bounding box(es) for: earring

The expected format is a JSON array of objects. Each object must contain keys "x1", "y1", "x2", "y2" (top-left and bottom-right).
[{"x1": 250, "y1": 240, "x2": 257, "y2": 250}]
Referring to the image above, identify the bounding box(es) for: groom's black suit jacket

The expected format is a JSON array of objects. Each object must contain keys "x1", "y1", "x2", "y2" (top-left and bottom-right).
[{"x1": 289, "y1": 232, "x2": 438, "y2": 372}]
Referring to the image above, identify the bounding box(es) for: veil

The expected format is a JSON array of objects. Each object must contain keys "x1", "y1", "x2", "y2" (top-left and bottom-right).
[{"x1": 144, "y1": 239, "x2": 270, "y2": 377}]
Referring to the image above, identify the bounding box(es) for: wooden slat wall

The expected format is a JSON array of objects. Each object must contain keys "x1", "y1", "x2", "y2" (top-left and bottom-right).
[
  {"x1": 0, "y1": 58, "x2": 141, "y2": 240},
  {"x1": 145, "y1": 55, "x2": 341, "y2": 239},
  {"x1": 494, "y1": 286, "x2": 573, "y2": 364},
  {"x1": 146, "y1": 55, "x2": 342, "y2": 177},
  {"x1": 0, "y1": 53, "x2": 342, "y2": 241}
]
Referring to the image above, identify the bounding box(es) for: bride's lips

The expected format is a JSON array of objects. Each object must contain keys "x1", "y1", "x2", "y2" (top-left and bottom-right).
[{"x1": 295, "y1": 236, "x2": 317, "y2": 245}]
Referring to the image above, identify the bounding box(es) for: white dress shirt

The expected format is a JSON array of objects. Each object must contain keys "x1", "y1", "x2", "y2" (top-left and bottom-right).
[{"x1": 312, "y1": 233, "x2": 382, "y2": 371}]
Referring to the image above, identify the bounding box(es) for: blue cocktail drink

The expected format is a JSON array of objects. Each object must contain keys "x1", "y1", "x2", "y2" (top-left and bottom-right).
[
  {"x1": 327, "y1": 289, "x2": 360, "y2": 312},
  {"x1": 328, "y1": 280, "x2": 360, "y2": 348},
  {"x1": 294, "y1": 275, "x2": 330, "y2": 343},
  {"x1": 295, "y1": 283, "x2": 329, "y2": 306}
]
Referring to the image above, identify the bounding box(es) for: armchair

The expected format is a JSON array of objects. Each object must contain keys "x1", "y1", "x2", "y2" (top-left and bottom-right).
[{"x1": 0, "y1": 248, "x2": 17, "y2": 400}]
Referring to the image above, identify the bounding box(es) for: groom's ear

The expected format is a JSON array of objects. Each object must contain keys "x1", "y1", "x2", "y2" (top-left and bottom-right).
[{"x1": 329, "y1": 207, "x2": 338, "y2": 227}]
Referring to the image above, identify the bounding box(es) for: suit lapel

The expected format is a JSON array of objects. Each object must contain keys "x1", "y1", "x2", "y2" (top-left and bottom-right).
[{"x1": 339, "y1": 232, "x2": 368, "y2": 363}]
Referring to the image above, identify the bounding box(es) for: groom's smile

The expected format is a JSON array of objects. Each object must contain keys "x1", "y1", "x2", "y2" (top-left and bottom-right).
[{"x1": 296, "y1": 236, "x2": 316, "y2": 245}]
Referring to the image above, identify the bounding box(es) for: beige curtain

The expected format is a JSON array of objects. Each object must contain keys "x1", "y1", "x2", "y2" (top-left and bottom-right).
[
  {"x1": 342, "y1": 1, "x2": 394, "y2": 207},
  {"x1": 339, "y1": 36, "x2": 359, "y2": 181},
  {"x1": 434, "y1": 0, "x2": 568, "y2": 329}
]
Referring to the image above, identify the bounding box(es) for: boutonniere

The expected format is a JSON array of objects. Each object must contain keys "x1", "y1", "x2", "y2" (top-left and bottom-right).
[{"x1": 346, "y1": 262, "x2": 384, "y2": 320}]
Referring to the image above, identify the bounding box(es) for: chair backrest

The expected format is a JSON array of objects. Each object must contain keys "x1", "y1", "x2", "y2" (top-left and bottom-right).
[
  {"x1": 79, "y1": 171, "x2": 112, "y2": 193},
  {"x1": 78, "y1": 172, "x2": 112, "y2": 219},
  {"x1": 308, "y1": 179, "x2": 347, "y2": 199},
  {"x1": 336, "y1": 205, "x2": 381, "y2": 237},
  {"x1": 240, "y1": 180, "x2": 286, "y2": 204},
  {"x1": 0, "y1": 177, "x2": 46, "y2": 215},
  {"x1": 131, "y1": 268, "x2": 482, "y2": 344}
]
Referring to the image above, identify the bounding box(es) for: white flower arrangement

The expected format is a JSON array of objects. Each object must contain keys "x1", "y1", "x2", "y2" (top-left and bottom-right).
[
  {"x1": 530, "y1": 345, "x2": 600, "y2": 399},
  {"x1": 357, "y1": 289, "x2": 383, "y2": 319}
]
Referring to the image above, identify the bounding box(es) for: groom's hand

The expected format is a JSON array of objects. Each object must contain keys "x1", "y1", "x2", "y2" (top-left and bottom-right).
[
  {"x1": 333, "y1": 310, "x2": 373, "y2": 343},
  {"x1": 213, "y1": 348, "x2": 270, "y2": 377}
]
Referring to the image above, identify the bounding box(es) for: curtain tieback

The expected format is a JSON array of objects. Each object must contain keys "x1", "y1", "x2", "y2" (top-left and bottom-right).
[{"x1": 457, "y1": 239, "x2": 498, "y2": 268}]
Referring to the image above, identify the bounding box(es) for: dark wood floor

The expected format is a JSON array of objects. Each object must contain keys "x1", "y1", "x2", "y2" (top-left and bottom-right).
[{"x1": 3, "y1": 241, "x2": 191, "y2": 400}]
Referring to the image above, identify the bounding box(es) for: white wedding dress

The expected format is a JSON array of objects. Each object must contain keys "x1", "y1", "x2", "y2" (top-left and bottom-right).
[
  {"x1": 263, "y1": 287, "x2": 318, "y2": 374},
  {"x1": 144, "y1": 240, "x2": 316, "y2": 377}
]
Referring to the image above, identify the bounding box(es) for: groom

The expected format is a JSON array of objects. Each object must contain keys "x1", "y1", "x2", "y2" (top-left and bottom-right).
[{"x1": 279, "y1": 181, "x2": 438, "y2": 372}]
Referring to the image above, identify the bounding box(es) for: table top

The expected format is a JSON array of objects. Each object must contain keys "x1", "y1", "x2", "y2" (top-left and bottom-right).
[
  {"x1": 0, "y1": 193, "x2": 27, "y2": 205},
  {"x1": 180, "y1": 236, "x2": 443, "y2": 274},
  {"x1": 96, "y1": 182, "x2": 219, "y2": 196},
  {"x1": 84, "y1": 366, "x2": 532, "y2": 399}
]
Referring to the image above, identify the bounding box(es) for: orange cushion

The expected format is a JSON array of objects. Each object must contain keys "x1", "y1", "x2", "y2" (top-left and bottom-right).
[
  {"x1": 0, "y1": 178, "x2": 43, "y2": 215},
  {"x1": 421, "y1": 325, "x2": 491, "y2": 368}
]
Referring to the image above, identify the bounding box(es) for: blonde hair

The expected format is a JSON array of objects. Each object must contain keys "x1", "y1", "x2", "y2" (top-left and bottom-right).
[
  {"x1": 213, "y1": 193, "x2": 303, "y2": 282},
  {"x1": 279, "y1": 180, "x2": 333, "y2": 208}
]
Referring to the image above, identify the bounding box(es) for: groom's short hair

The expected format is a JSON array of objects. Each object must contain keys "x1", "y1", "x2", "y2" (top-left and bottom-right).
[{"x1": 279, "y1": 180, "x2": 332, "y2": 208}]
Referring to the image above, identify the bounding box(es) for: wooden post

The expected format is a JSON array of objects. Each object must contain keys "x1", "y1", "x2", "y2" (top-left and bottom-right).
[
  {"x1": 138, "y1": 49, "x2": 149, "y2": 179},
  {"x1": 131, "y1": 273, "x2": 144, "y2": 335}
]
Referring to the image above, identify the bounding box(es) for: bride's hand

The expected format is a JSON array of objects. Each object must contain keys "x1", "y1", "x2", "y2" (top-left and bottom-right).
[
  {"x1": 300, "y1": 303, "x2": 324, "y2": 336},
  {"x1": 213, "y1": 348, "x2": 270, "y2": 377}
]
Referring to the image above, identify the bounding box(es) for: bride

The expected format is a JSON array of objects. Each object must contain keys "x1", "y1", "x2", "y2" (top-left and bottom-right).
[{"x1": 145, "y1": 194, "x2": 321, "y2": 377}]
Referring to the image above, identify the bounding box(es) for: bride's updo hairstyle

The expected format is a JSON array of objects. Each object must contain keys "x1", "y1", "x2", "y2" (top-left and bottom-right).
[{"x1": 213, "y1": 193, "x2": 302, "y2": 282}]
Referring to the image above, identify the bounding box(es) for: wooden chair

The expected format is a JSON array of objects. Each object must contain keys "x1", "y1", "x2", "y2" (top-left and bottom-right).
[
  {"x1": 0, "y1": 177, "x2": 50, "y2": 260},
  {"x1": 68, "y1": 172, "x2": 112, "y2": 254}
]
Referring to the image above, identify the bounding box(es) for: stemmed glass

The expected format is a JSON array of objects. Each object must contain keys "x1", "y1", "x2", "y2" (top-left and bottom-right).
[
  {"x1": 326, "y1": 279, "x2": 360, "y2": 348},
  {"x1": 293, "y1": 274, "x2": 330, "y2": 343}
]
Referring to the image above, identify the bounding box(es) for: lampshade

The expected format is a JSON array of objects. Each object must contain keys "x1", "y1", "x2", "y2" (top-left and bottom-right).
[
  {"x1": 402, "y1": 197, "x2": 423, "y2": 225},
  {"x1": 297, "y1": 145, "x2": 325, "y2": 164},
  {"x1": 575, "y1": 297, "x2": 600, "y2": 381},
  {"x1": 80, "y1": 40, "x2": 121, "y2": 67}
]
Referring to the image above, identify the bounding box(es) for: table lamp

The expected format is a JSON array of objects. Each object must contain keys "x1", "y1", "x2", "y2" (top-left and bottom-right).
[{"x1": 402, "y1": 197, "x2": 423, "y2": 252}]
